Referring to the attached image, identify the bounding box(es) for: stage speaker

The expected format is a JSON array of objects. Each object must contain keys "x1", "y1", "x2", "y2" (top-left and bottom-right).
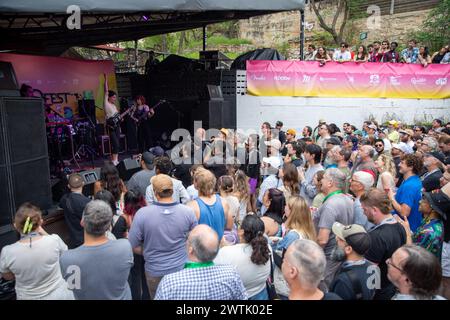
[
  {"x1": 0, "y1": 96, "x2": 52, "y2": 248},
  {"x1": 116, "y1": 158, "x2": 140, "y2": 182},
  {"x1": 78, "y1": 99, "x2": 96, "y2": 124},
  {"x1": 195, "y1": 100, "x2": 235, "y2": 130}
]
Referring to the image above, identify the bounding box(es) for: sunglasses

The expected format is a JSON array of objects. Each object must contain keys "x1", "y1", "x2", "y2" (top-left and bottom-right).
[
  {"x1": 375, "y1": 144, "x2": 383, "y2": 147},
  {"x1": 386, "y1": 258, "x2": 404, "y2": 273}
]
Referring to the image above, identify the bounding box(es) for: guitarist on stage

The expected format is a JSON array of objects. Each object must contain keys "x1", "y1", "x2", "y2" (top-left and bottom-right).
[
  {"x1": 103, "y1": 73, "x2": 121, "y2": 165},
  {"x1": 130, "y1": 95, "x2": 155, "y2": 153}
]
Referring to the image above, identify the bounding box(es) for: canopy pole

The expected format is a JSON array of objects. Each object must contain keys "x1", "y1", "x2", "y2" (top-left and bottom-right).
[
  {"x1": 134, "y1": 39, "x2": 138, "y2": 70},
  {"x1": 202, "y1": 25, "x2": 207, "y2": 51},
  {"x1": 300, "y1": 9, "x2": 305, "y2": 60}
]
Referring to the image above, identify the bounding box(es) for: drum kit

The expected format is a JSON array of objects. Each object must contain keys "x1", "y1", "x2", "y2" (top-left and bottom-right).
[{"x1": 46, "y1": 107, "x2": 98, "y2": 175}]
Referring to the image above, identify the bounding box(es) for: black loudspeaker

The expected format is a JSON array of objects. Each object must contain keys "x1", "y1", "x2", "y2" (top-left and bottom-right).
[
  {"x1": 0, "y1": 61, "x2": 19, "y2": 97},
  {"x1": 0, "y1": 97, "x2": 52, "y2": 244},
  {"x1": 195, "y1": 100, "x2": 235, "y2": 130},
  {"x1": 51, "y1": 177, "x2": 69, "y2": 203},
  {"x1": 116, "y1": 158, "x2": 141, "y2": 182},
  {"x1": 78, "y1": 99, "x2": 96, "y2": 124}
]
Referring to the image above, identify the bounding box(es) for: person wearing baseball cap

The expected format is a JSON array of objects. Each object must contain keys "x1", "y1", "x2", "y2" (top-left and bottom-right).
[
  {"x1": 395, "y1": 190, "x2": 448, "y2": 260},
  {"x1": 329, "y1": 222, "x2": 375, "y2": 300},
  {"x1": 387, "y1": 120, "x2": 400, "y2": 144},
  {"x1": 281, "y1": 129, "x2": 297, "y2": 157},
  {"x1": 127, "y1": 151, "x2": 156, "y2": 196},
  {"x1": 59, "y1": 173, "x2": 90, "y2": 248},
  {"x1": 399, "y1": 129, "x2": 415, "y2": 149}
]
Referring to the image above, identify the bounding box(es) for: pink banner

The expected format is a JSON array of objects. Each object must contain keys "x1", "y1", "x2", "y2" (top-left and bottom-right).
[
  {"x1": 0, "y1": 53, "x2": 117, "y2": 122},
  {"x1": 246, "y1": 61, "x2": 450, "y2": 99}
]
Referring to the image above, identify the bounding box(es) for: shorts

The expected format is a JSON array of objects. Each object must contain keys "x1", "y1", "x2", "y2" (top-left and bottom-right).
[{"x1": 249, "y1": 178, "x2": 258, "y2": 195}]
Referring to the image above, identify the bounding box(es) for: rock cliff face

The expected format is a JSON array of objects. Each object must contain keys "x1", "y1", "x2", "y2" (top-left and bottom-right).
[{"x1": 238, "y1": 1, "x2": 438, "y2": 58}]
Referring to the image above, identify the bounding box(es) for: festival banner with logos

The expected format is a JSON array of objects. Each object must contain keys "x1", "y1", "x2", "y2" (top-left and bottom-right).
[
  {"x1": 0, "y1": 53, "x2": 117, "y2": 122},
  {"x1": 246, "y1": 61, "x2": 450, "y2": 99}
]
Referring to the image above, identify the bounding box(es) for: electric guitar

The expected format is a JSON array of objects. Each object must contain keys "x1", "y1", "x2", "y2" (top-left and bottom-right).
[
  {"x1": 106, "y1": 105, "x2": 136, "y2": 129},
  {"x1": 129, "y1": 99, "x2": 166, "y2": 125}
]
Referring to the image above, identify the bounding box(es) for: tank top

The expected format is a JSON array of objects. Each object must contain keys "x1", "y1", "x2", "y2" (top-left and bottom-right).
[{"x1": 196, "y1": 194, "x2": 226, "y2": 240}]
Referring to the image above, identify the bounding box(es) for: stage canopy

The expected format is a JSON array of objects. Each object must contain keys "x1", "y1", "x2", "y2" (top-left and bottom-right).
[{"x1": 0, "y1": 0, "x2": 306, "y2": 55}]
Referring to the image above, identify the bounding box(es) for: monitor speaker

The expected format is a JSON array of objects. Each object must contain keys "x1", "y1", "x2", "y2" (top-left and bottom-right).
[{"x1": 116, "y1": 158, "x2": 140, "y2": 182}]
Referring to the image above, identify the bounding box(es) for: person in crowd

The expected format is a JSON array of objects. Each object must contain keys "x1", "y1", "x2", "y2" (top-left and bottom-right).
[
  {"x1": 383, "y1": 41, "x2": 400, "y2": 63},
  {"x1": 374, "y1": 139, "x2": 387, "y2": 158},
  {"x1": 284, "y1": 141, "x2": 303, "y2": 168},
  {"x1": 315, "y1": 46, "x2": 332, "y2": 65},
  {"x1": 354, "y1": 45, "x2": 368, "y2": 62},
  {"x1": 333, "y1": 42, "x2": 351, "y2": 62},
  {"x1": 316, "y1": 124, "x2": 332, "y2": 149},
  {"x1": 155, "y1": 225, "x2": 248, "y2": 300},
  {"x1": 261, "y1": 188, "x2": 285, "y2": 237},
  {"x1": 388, "y1": 154, "x2": 423, "y2": 233},
  {"x1": 387, "y1": 120, "x2": 400, "y2": 144},
  {"x1": 130, "y1": 95, "x2": 154, "y2": 153},
  {"x1": 258, "y1": 156, "x2": 283, "y2": 214},
  {"x1": 218, "y1": 175, "x2": 240, "y2": 245},
  {"x1": 94, "y1": 162, "x2": 127, "y2": 213},
  {"x1": 185, "y1": 165, "x2": 203, "y2": 200},
  {"x1": 360, "y1": 189, "x2": 407, "y2": 300},
  {"x1": 350, "y1": 171, "x2": 375, "y2": 231},
  {"x1": 259, "y1": 121, "x2": 273, "y2": 158},
  {"x1": 353, "y1": 145, "x2": 377, "y2": 179},
  {"x1": 388, "y1": 245, "x2": 445, "y2": 300},
  {"x1": 59, "y1": 173, "x2": 90, "y2": 248},
  {"x1": 439, "y1": 135, "x2": 450, "y2": 166},
  {"x1": 312, "y1": 170, "x2": 326, "y2": 208},
  {"x1": 314, "y1": 168, "x2": 354, "y2": 287},
  {"x1": 94, "y1": 189, "x2": 127, "y2": 239},
  {"x1": 60, "y1": 200, "x2": 133, "y2": 300},
  {"x1": 399, "y1": 129, "x2": 415, "y2": 149},
  {"x1": 272, "y1": 196, "x2": 317, "y2": 258},
  {"x1": 329, "y1": 222, "x2": 376, "y2": 300},
  {"x1": 186, "y1": 169, "x2": 233, "y2": 243},
  {"x1": 0, "y1": 203, "x2": 73, "y2": 300},
  {"x1": 417, "y1": 46, "x2": 432, "y2": 67},
  {"x1": 233, "y1": 169, "x2": 253, "y2": 222},
  {"x1": 298, "y1": 144, "x2": 324, "y2": 205},
  {"x1": 395, "y1": 190, "x2": 445, "y2": 260},
  {"x1": 441, "y1": 46, "x2": 450, "y2": 64},
  {"x1": 278, "y1": 162, "x2": 300, "y2": 200},
  {"x1": 375, "y1": 154, "x2": 397, "y2": 193},
  {"x1": 275, "y1": 121, "x2": 286, "y2": 146},
  {"x1": 282, "y1": 239, "x2": 342, "y2": 300},
  {"x1": 281, "y1": 128, "x2": 296, "y2": 156},
  {"x1": 368, "y1": 41, "x2": 383, "y2": 62},
  {"x1": 128, "y1": 174, "x2": 197, "y2": 299},
  {"x1": 432, "y1": 119, "x2": 444, "y2": 133},
  {"x1": 305, "y1": 44, "x2": 317, "y2": 61},
  {"x1": 145, "y1": 156, "x2": 189, "y2": 204},
  {"x1": 431, "y1": 45, "x2": 449, "y2": 64},
  {"x1": 121, "y1": 190, "x2": 149, "y2": 300},
  {"x1": 378, "y1": 130, "x2": 393, "y2": 152},
  {"x1": 126, "y1": 151, "x2": 156, "y2": 196},
  {"x1": 302, "y1": 126, "x2": 313, "y2": 138},
  {"x1": 418, "y1": 136, "x2": 439, "y2": 155},
  {"x1": 380, "y1": 40, "x2": 390, "y2": 57},
  {"x1": 214, "y1": 215, "x2": 270, "y2": 300},
  {"x1": 401, "y1": 39, "x2": 419, "y2": 63},
  {"x1": 421, "y1": 152, "x2": 444, "y2": 192}
]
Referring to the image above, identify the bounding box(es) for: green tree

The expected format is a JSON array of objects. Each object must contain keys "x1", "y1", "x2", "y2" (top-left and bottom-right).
[
  {"x1": 409, "y1": 0, "x2": 450, "y2": 52},
  {"x1": 310, "y1": 0, "x2": 367, "y2": 45}
]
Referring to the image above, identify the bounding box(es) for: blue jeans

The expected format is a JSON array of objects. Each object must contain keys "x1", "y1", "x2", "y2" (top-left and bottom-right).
[{"x1": 249, "y1": 287, "x2": 269, "y2": 300}]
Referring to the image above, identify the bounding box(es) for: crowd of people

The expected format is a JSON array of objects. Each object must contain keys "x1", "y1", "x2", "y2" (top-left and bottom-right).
[
  {"x1": 304, "y1": 40, "x2": 450, "y2": 67},
  {"x1": 1, "y1": 116, "x2": 450, "y2": 301}
]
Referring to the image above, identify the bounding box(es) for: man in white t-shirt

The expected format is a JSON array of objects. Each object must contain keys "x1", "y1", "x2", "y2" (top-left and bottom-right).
[
  {"x1": 104, "y1": 73, "x2": 120, "y2": 165},
  {"x1": 333, "y1": 43, "x2": 352, "y2": 62}
]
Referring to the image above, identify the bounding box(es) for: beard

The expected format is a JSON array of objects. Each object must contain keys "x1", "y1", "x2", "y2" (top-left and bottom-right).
[{"x1": 331, "y1": 245, "x2": 346, "y2": 262}]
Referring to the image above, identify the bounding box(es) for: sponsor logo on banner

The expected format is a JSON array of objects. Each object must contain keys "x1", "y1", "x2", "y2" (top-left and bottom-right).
[
  {"x1": 274, "y1": 75, "x2": 291, "y2": 81},
  {"x1": 389, "y1": 76, "x2": 401, "y2": 86},
  {"x1": 369, "y1": 74, "x2": 380, "y2": 85},
  {"x1": 411, "y1": 78, "x2": 426, "y2": 85},
  {"x1": 348, "y1": 76, "x2": 355, "y2": 83},
  {"x1": 303, "y1": 75, "x2": 311, "y2": 83},
  {"x1": 436, "y1": 78, "x2": 447, "y2": 86},
  {"x1": 251, "y1": 75, "x2": 266, "y2": 81},
  {"x1": 319, "y1": 77, "x2": 337, "y2": 82}
]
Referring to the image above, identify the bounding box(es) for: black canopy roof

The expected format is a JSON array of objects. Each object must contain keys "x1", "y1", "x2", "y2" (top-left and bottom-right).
[{"x1": 0, "y1": 0, "x2": 305, "y2": 55}]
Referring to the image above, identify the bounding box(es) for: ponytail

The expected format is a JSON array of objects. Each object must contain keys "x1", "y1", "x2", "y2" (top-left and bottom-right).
[{"x1": 248, "y1": 231, "x2": 270, "y2": 265}]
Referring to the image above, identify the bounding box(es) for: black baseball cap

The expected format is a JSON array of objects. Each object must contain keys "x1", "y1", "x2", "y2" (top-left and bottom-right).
[{"x1": 141, "y1": 152, "x2": 155, "y2": 166}]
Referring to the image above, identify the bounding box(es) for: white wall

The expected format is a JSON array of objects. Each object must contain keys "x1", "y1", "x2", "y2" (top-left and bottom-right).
[{"x1": 236, "y1": 95, "x2": 450, "y2": 132}]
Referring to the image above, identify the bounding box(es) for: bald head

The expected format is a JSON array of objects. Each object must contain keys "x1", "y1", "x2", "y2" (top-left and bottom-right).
[{"x1": 187, "y1": 225, "x2": 219, "y2": 262}]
